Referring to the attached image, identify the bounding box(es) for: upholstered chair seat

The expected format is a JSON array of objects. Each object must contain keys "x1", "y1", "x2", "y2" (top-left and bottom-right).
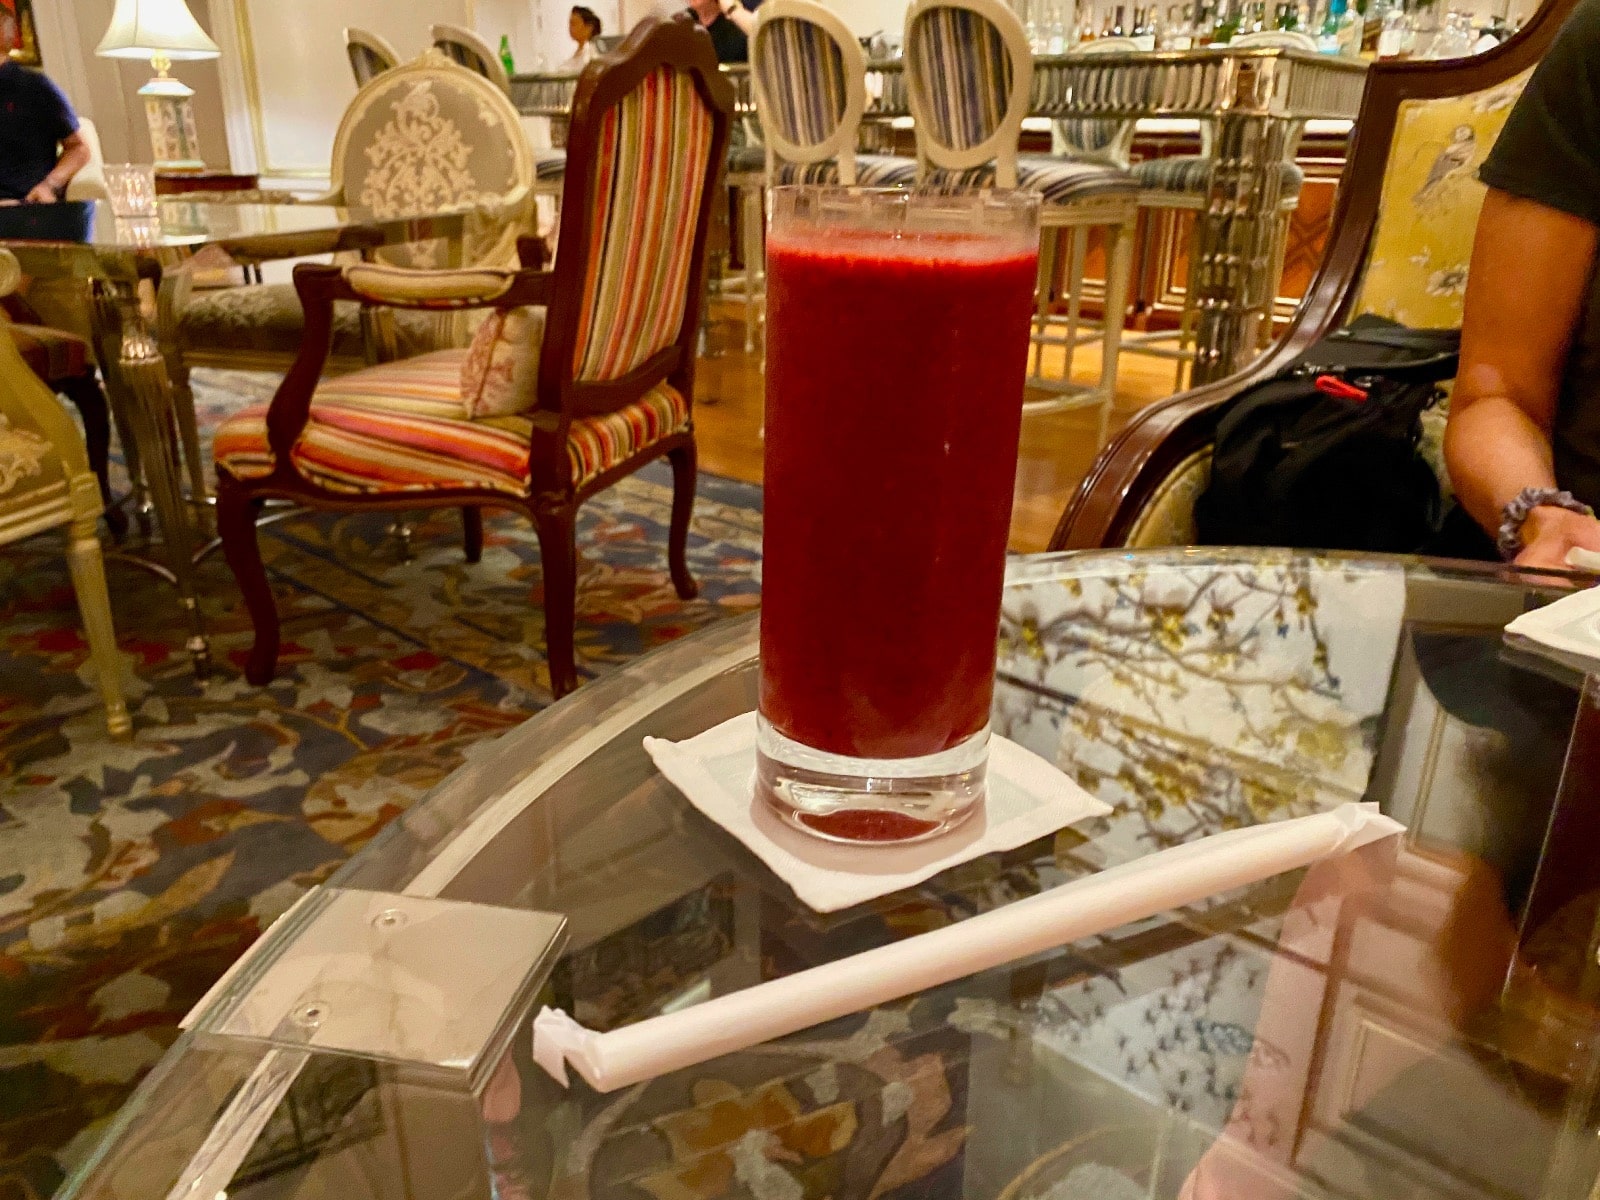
[
  {"x1": 534, "y1": 151, "x2": 569, "y2": 181},
  {"x1": 8, "y1": 321, "x2": 91, "y2": 380},
  {"x1": 1132, "y1": 155, "x2": 1307, "y2": 196},
  {"x1": 177, "y1": 284, "x2": 450, "y2": 361},
  {"x1": 213, "y1": 349, "x2": 689, "y2": 497}
]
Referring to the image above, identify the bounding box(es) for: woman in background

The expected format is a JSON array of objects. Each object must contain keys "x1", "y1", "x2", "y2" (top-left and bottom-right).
[{"x1": 556, "y1": 6, "x2": 603, "y2": 73}]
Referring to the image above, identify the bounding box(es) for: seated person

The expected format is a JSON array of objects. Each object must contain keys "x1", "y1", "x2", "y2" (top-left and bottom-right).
[
  {"x1": 687, "y1": 0, "x2": 760, "y2": 62},
  {"x1": 556, "y1": 5, "x2": 604, "y2": 74},
  {"x1": 0, "y1": 8, "x2": 89, "y2": 205},
  {"x1": 1445, "y1": 0, "x2": 1600, "y2": 570}
]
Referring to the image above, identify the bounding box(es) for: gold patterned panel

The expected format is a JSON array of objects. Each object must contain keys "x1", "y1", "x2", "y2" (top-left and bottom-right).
[
  {"x1": 1353, "y1": 70, "x2": 1532, "y2": 328},
  {"x1": 1124, "y1": 448, "x2": 1211, "y2": 548}
]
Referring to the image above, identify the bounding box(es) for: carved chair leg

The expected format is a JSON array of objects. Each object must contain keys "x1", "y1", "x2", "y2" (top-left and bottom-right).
[
  {"x1": 57, "y1": 372, "x2": 124, "y2": 536},
  {"x1": 667, "y1": 442, "x2": 699, "y2": 601},
  {"x1": 166, "y1": 354, "x2": 210, "y2": 505},
  {"x1": 462, "y1": 506, "x2": 484, "y2": 564},
  {"x1": 217, "y1": 480, "x2": 280, "y2": 685},
  {"x1": 66, "y1": 513, "x2": 131, "y2": 737},
  {"x1": 533, "y1": 508, "x2": 579, "y2": 699}
]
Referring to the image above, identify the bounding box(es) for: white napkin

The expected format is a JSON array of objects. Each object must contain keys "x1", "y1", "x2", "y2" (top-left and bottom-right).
[
  {"x1": 643, "y1": 712, "x2": 1112, "y2": 913},
  {"x1": 532, "y1": 803, "x2": 1405, "y2": 1093},
  {"x1": 1504, "y1": 582, "x2": 1600, "y2": 668}
]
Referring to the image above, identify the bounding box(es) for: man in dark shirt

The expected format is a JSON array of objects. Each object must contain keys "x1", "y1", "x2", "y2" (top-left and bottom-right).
[
  {"x1": 687, "y1": 0, "x2": 760, "y2": 62},
  {"x1": 1446, "y1": 0, "x2": 1600, "y2": 568},
  {"x1": 0, "y1": 8, "x2": 90, "y2": 203}
]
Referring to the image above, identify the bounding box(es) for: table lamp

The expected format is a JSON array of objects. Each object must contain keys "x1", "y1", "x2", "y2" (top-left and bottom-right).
[{"x1": 95, "y1": 0, "x2": 221, "y2": 171}]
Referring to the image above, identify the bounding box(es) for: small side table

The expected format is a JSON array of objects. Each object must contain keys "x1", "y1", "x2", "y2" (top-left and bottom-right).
[{"x1": 154, "y1": 170, "x2": 261, "y2": 197}]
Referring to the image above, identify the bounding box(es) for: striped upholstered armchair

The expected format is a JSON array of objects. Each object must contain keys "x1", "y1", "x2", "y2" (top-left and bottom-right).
[{"x1": 212, "y1": 15, "x2": 734, "y2": 699}]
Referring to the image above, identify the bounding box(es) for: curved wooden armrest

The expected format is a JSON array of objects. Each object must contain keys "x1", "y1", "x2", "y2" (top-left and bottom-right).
[
  {"x1": 1050, "y1": 316, "x2": 1336, "y2": 551},
  {"x1": 345, "y1": 263, "x2": 515, "y2": 306},
  {"x1": 263, "y1": 261, "x2": 553, "y2": 464}
]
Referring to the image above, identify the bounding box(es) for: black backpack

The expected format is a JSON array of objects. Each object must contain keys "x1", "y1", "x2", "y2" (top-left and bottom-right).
[{"x1": 1194, "y1": 315, "x2": 1461, "y2": 554}]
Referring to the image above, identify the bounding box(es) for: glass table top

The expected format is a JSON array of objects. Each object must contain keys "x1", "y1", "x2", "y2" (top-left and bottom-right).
[
  {"x1": 0, "y1": 200, "x2": 471, "y2": 270},
  {"x1": 59, "y1": 549, "x2": 1600, "y2": 1200}
]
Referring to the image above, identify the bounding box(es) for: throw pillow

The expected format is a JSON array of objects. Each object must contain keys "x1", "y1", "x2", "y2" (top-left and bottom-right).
[{"x1": 460, "y1": 305, "x2": 546, "y2": 418}]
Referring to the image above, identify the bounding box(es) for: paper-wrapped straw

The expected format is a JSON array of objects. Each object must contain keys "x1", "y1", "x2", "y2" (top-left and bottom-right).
[{"x1": 533, "y1": 802, "x2": 1403, "y2": 1091}]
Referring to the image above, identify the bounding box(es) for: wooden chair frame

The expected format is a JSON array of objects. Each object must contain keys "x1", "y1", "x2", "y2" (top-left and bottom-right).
[
  {"x1": 1049, "y1": 0, "x2": 1583, "y2": 551},
  {"x1": 343, "y1": 27, "x2": 401, "y2": 88},
  {"x1": 751, "y1": 0, "x2": 870, "y2": 184},
  {"x1": 216, "y1": 16, "x2": 735, "y2": 699},
  {"x1": 431, "y1": 22, "x2": 513, "y2": 97},
  {"x1": 0, "y1": 250, "x2": 129, "y2": 736},
  {"x1": 904, "y1": 0, "x2": 1034, "y2": 188}
]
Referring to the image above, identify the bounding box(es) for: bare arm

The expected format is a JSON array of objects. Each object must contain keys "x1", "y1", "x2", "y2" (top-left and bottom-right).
[
  {"x1": 721, "y1": 0, "x2": 757, "y2": 35},
  {"x1": 1444, "y1": 187, "x2": 1600, "y2": 569},
  {"x1": 23, "y1": 130, "x2": 90, "y2": 204}
]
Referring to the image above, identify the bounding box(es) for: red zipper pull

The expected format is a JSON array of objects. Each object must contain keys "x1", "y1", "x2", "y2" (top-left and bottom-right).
[{"x1": 1315, "y1": 374, "x2": 1368, "y2": 403}]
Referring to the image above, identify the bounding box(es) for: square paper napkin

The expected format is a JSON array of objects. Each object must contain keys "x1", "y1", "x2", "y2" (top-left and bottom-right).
[
  {"x1": 1504, "y1": 583, "x2": 1600, "y2": 671},
  {"x1": 643, "y1": 712, "x2": 1111, "y2": 912}
]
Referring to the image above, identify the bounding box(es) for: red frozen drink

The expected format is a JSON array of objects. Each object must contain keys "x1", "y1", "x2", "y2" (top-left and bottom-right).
[{"x1": 758, "y1": 188, "x2": 1040, "y2": 843}]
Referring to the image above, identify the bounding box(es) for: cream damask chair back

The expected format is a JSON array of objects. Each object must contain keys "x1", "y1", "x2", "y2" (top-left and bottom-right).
[
  {"x1": 344, "y1": 27, "x2": 401, "y2": 88},
  {"x1": 326, "y1": 50, "x2": 536, "y2": 271},
  {"x1": 170, "y1": 52, "x2": 538, "y2": 382},
  {"x1": 0, "y1": 250, "x2": 129, "y2": 736}
]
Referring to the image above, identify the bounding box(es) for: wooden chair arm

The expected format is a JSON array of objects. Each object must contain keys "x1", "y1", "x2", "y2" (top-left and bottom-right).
[
  {"x1": 341, "y1": 262, "x2": 554, "y2": 308},
  {"x1": 1049, "y1": 303, "x2": 1341, "y2": 551},
  {"x1": 265, "y1": 262, "x2": 554, "y2": 465}
]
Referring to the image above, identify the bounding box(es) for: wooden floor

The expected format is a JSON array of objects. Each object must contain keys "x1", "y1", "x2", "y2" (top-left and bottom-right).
[{"x1": 691, "y1": 302, "x2": 1191, "y2": 553}]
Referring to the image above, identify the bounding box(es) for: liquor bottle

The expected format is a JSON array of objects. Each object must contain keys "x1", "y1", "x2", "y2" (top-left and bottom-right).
[
  {"x1": 1211, "y1": 0, "x2": 1239, "y2": 43},
  {"x1": 1276, "y1": 2, "x2": 1299, "y2": 28},
  {"x1": 1376, "y1": 0, "x2": 1407, "y2": 55},
  {"x1": 1134, "y1": 6, "x2": 1158, "y2": 46},
  {"x1": 1112, "y1": 5, "x2": 1128, "y2": 35},
  {"x1": 1317, "y1": 0, "x2": 1346, "y2": 51},
  {"x1": 498, "y1": 35, "x2": 515, "y2": 76},
  {"x1": 1169, "y1": 3, "x2": 1195, "y2": 45},
  {"x1": 1102, "y1": 6, "x2": 1118, "y2": 36}
]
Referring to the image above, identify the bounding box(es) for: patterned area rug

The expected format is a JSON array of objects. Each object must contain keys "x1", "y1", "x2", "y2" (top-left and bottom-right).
[{"x1": 0, "y1": 370, "x2": 763, "y2": 1200}]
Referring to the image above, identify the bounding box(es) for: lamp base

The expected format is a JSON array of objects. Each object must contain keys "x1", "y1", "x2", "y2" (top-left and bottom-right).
[{"x1": 139, "y1": 78, "x2": 204, "y2": 172}]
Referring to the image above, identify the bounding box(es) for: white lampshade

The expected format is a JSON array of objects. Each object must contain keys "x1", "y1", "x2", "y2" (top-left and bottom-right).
[{"x1": 95, "y1": 0, "x2": 221, "y2": 61}]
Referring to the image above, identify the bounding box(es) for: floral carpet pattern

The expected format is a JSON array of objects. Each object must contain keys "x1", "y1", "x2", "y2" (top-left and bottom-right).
[{"x1": 0, "y1": 370, "x2": 763, "y2": 1200}]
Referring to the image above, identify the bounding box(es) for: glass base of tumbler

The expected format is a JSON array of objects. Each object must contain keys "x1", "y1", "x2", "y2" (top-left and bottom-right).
[{"x1": 755, "y1": 715, "x2": 987, "y2": 844}]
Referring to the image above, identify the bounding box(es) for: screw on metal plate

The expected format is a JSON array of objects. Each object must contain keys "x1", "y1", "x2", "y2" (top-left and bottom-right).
[
  {"x1": 295, "y1": 1003, "x2": 326, "y2": 1029},
  {"x1": 373, "y1": 908, "x2": 407, "y2": 930}
]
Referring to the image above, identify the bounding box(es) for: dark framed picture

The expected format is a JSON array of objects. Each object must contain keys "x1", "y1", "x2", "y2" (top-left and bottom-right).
[{"x1": 2, "y1": 0, "x2": 41, "y2": 67}]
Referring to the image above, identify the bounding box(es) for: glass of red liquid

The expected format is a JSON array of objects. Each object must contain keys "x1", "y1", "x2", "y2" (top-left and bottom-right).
[{"x1": 758, "y1": 187, "x2": 1042, "y2": 844}]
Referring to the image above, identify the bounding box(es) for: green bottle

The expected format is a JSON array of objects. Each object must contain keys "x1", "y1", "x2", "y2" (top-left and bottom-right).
[{"x1": 498, "y1": 35, "x2": 516, "y2": 75}]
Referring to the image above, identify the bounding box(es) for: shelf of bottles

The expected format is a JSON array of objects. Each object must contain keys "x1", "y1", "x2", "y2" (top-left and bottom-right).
[
  {"x1": 1014, "y1": 0, "x2": 1514, "y2": 56},
  {"x1": 510, "y1": 62, "x2": 759, "y2": 119}
]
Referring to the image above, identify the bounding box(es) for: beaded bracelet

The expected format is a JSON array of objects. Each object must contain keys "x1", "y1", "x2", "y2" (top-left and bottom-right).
[{"x1": 1497, "y1": 487, "x2": 1594, "y2": 561}]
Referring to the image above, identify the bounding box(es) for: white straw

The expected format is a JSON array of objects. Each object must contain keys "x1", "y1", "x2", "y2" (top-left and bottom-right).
[{"x1": 534, "y1": 802, "x2": 1402, "y2": 1091}]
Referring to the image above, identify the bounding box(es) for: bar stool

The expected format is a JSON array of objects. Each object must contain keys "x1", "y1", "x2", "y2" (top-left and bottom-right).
[
  {"x1": 904, "y1": 0, "x2": 1139, "y2": 441},
  {"x1": 431, "y1": 23, "x2": 568, "y2": 191},
  {"x1": 343, "y1": 27, "x2": 400, "y2": 87},
  {"x1": 741, "y1": 0, "x2": 919, "y2": 350},
  {"x1": 1121, "y1": 29, "x2": 1314, "y2": 384}
]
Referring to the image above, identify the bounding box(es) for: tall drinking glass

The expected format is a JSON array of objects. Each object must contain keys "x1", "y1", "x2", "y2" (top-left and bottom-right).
[{"x1": 758, "y1": 187, "x2": 1042, "y2": 844}]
